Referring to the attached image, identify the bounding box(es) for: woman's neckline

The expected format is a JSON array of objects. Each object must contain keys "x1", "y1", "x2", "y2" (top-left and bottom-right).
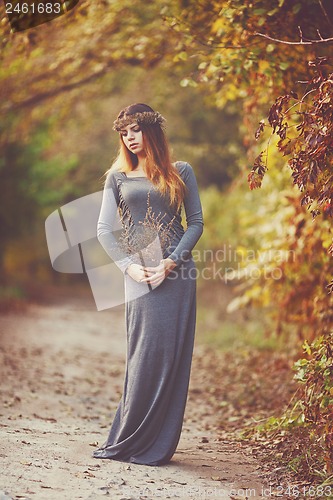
[{"x1": 124, "y1": 172, "x2": 148, "y2": 179}]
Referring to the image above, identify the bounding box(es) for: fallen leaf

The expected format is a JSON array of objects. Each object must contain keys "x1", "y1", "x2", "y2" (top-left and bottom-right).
[
  {"x1": 83, "y1": 471, "x2": 96, "y2": 477},
  {"x1": 33, "y1": 413, "x2": 57, "y2": 423}
]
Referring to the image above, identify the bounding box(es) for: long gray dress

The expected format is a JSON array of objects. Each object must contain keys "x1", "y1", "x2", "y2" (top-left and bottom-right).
[{"x1": 93, "y1": 161, "x2": 203, "y2": 465}]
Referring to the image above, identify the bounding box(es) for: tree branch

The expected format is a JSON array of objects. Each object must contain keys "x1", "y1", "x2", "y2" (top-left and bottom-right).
[
  {"x1": 2, "y1": 63, "x2": 117, "y2": 112},
  {"x1": 254, "y1": 31, "x2": 333, "y2": 45},
  {"x1": 162, "y1": 15, "x2": 253, "y2": 50},
  {"x1": 2, "y1": 54, "x2": 163, "y2": 113},
  {"x1": 318, "y1": 0, "x2": 333, "y2": 30}
]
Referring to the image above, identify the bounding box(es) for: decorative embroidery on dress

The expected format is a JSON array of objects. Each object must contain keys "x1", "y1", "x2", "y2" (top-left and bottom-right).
[{"x1": 118, "y1": 191, "x2": 176, "y2": 266}]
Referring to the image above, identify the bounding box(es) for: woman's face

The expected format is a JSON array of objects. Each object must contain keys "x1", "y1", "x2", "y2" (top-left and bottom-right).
[{"x1": 120, "y1": 122, "x2": 145, "y2": 156}]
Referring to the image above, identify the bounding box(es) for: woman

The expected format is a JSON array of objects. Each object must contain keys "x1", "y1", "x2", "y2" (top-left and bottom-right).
[{"x1": 93, "y1": 103, "x2": 203, "y2": 466}]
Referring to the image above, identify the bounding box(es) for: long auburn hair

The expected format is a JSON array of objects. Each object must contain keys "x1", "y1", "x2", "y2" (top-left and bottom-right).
[{"x1": 108, "y1": 103, "x2": 186, "y2": 209}]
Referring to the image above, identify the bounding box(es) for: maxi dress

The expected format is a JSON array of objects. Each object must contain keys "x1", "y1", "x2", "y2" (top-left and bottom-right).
[{"x1": 93, "y1": 161, "x2": 203, "y2": 466}]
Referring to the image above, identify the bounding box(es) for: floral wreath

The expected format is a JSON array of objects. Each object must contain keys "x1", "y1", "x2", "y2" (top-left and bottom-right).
[{"x1": 113, "y1": 111, "x2": 166, "y2": 131}]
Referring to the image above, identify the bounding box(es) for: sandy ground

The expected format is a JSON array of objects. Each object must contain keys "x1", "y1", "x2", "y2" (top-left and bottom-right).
[{"x1": 0, "y1": 287, "x2": 269, "y2": 500}]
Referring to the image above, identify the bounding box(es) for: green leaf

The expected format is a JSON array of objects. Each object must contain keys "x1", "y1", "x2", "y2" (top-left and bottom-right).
[
  {"x1": 292, "y1": 3, "x2": 302, "y2": 14},
  {"x1": 279, "y1": 62, "x2": 290, "y2": 71},
  {"x1": 253, "y1": 8, "x2": 266, "y2": 15}
]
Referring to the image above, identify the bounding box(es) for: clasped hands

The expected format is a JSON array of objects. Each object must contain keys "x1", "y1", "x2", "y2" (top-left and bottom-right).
[{"x1": 126, "y1": 258, "x2": 177, "y2": 287}]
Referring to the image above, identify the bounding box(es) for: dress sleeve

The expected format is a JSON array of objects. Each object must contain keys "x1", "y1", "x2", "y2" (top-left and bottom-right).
[
  {"x1": 97, "y1": 172, "x2": 134, "y2": 273},
  {"x1": 168, "y1": 163, "x2": 204, "y2": 266}
]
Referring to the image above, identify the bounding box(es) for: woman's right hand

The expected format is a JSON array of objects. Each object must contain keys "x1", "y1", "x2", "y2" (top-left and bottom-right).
[{"x1": 126, "y1": 263, "x2": 153, "y2": 283}]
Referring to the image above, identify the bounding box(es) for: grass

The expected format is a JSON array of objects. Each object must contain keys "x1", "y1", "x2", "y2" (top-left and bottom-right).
[
  {"x1": 0, "y1": 285, "x2": 26, "y2": 300},
  {"x1": 196, "y1": 286, "x2": 292, "y2": 354},
  {"x1": 0, "y1": 284, "x2": 27, "y2": 312}
]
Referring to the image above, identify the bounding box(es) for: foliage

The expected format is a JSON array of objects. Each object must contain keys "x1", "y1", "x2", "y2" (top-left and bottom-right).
[
  {"x1": 251, "y1": 57, "x2": 333, "y2": 220},
  {"x1": 0, "y1": 0, "x2": 176, "y2": 149},
  {"x1": 241, "y1": 333, "x2": 333, "y2": 480},
  {"x1": 163, "y1": 0, "x2": 333, "y2": 109},
  {"x1": 227, "y1": 187, "x2": 333, "y2": 342},
  {"x1": 199, "y1": 149, "x2": 333, "y2": 477},
  {"x1": 244, "y1": 56, "x2": 333, "y2": 476},
  {"x1": 293, "y1": 333, "x2": 333, "y2": 474},
  {"x1": 0, "y1": 123, "x2": 78, "y2": 278},
  {"x1": 199, "y1": 157, "x2": 332, "y2": 343},
  {"x1": 1, "y1": 0, "x2": 332, "y2": 138}
]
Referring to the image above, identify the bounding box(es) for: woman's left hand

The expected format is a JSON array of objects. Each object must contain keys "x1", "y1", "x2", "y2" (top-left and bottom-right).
[{"x1": 140, "y1": 258, "x2": 177, "y2": 287}]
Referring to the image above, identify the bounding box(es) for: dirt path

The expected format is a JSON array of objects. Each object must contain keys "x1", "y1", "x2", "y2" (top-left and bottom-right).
[{"x1": 0, "y1": 287, "x2": 268, "y2": 500}]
